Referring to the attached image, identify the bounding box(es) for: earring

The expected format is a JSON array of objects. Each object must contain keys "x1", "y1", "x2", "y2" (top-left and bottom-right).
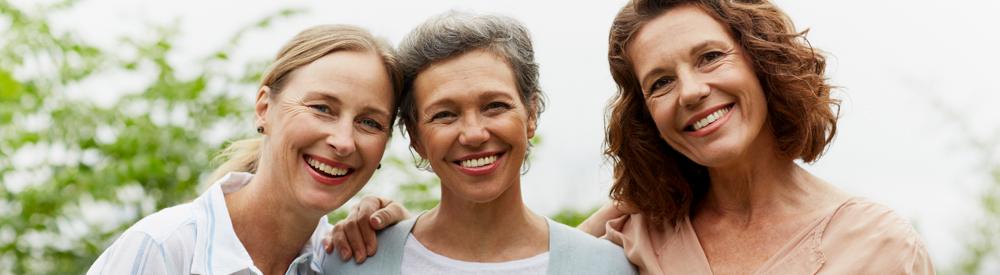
[
  {"x1": 257, "y1": 126, "x2": 264, "y2": 134},
  {"x1": 377, "y1": 164, "x2": 382, "y2": 170}
]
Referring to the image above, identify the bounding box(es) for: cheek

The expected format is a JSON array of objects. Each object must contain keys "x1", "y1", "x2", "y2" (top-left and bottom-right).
[
  {"x1": 495, "y1": 117, "x2": 528, "y2": 145},
  {"x1": 420, "y1": 128, "x2": 452, "y2": 158},
  {"x1": 646, "y1": 98, "x2": 676, "y2": 134},
  {"x1": 360, "y1": 135, "x2": 389, "y2": 162}
]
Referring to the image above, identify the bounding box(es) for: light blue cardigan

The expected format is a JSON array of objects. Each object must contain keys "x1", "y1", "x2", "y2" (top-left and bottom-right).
[{"x1": 323, "y1": 216, "x2": 637, "y2": 275}]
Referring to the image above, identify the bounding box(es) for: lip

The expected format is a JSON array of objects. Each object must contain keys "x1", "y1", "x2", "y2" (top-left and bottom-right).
[
  {"x1": 452, "y1": 151, "x2": 504, "y2": 177},
  {"x1": 684, "y1": 103, "x2": 736, "y2": 138},
  {"x1": 303, "y1": 154, "x2": 354, "y2": 186}
]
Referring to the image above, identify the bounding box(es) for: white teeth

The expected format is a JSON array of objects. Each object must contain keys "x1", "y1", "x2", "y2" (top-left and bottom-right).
[
  {"x1": 305, "y1": 156, "x2": 349, "y2": 176},
  {"x1": 692, "y1": 107, "x2": 730, "y2": 131},
  {"x1": 460, "y1": 155, "x2": 498, "y2": 168}
]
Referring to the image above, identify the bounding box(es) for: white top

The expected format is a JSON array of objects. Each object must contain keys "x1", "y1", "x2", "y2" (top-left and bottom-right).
[
  {"x1": 400, "y1": 233, "x2": 549, "y2": 275},
  {"x1": 87, "y1": 172, "x2": 331, "y2": 275}
]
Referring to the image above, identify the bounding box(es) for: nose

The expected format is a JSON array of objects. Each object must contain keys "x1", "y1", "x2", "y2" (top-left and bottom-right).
[
  {"x1": 458, "y1": 113, "x2": 489, "y2": 147},
  {"x1": 327, "y1": 120, "x2": 356, "y2": 156},
  {"x1": 677, "y1": 71, "x2": 710, "y2": 108}
]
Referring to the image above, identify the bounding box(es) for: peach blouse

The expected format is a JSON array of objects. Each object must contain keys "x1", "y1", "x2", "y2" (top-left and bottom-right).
[{"x1": 603, "y1": 197, "x2": 933, "y2": 274}]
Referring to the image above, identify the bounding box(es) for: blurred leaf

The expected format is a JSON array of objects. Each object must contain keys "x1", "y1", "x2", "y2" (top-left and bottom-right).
[{"x1": 550, "y1": 205, "x2": 600, "y2": 228}]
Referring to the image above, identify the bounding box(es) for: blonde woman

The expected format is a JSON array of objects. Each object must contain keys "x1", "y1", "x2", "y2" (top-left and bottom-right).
[{"x1": 87, "y1": 25, "x2": 402, "y2": 275}]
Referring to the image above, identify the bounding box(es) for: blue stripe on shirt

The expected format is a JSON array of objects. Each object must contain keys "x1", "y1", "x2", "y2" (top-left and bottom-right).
[
  {"x1": 206, "y1": 189, "x2": 216, "y2": 275},
  {"x1": 99, "y1": 239, "x2": 117, "y2": 274},
  {"x1": 130, "y1": 235, "x2": 151, "y2": 275}
]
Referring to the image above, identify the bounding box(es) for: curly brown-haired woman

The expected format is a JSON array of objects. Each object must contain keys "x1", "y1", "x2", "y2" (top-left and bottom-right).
[{"x1": 575, "y1": 0, "x2": 934, "y2": 273}]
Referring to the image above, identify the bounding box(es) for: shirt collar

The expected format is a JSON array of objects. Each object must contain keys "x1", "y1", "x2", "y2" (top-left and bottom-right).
[
  {"x1": 188, "y1": 172, "x2": 329, "y2": 275},
  {"x1": 190, "y1": 172, "x2": 257, "y2": 275}
]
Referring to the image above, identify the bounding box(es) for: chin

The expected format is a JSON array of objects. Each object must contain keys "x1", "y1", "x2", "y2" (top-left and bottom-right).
[
  {"x1": 300, "y1": 187, "x2": 352, "y2": 212},
  {"x1": 452, "y1": 182, "x2": 511, "y2": 204}
]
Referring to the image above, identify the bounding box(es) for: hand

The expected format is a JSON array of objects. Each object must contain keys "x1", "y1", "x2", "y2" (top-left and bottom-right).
[
  {"x1": 322, "y1": 194, "x2": 413, "y2": 263},
  {"x1": 576, "y1": 200, "x2": 637, "y2": 237}
]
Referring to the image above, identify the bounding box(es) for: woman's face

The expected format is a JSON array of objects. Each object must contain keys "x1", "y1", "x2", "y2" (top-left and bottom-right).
[
  {"x1": 629, "y1": 5, "x2": 768, "y2": 167},
  {"x1": 410, "y1": 49, "x2": 536, "y2": 203},
  {"x1": 255, "y1": 50, "x2": 393, "y2": 213}
]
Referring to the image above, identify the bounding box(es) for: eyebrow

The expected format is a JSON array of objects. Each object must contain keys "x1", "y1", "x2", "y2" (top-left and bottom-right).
[
  {"x1": 689, "y1": 40, "x2": 728, "y2": 57},
  {"x1": 422, "y1": 90, "x2": 517, "y2": 114},
  {"x1": 317, "y1": 93, "x2": 343, "y2": 105},
  {"x1": 362, "y1": 106, "x2": 391, "y2": 120}
]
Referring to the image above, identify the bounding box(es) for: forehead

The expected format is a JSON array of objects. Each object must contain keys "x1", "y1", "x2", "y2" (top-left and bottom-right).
[
  {"x1": 628, "y1": 5, "x2": 733, "y2": 70},
  {"x1": 412, "y1": 49, "x2": 517, "y2": 104},
  {"x1": 285, "y1": 50, "x2": 394, "y2": 107}
]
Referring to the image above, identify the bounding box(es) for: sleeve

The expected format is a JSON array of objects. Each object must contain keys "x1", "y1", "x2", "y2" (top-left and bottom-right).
[
  {"x1": 820, "y1": 200, "x2": 936, "y2": 275},
  {"x1": 601, "y1": 213, "x2": 663, "y2": 275},
  {"x1": 907, "y1": 237, "x2": 935, "y2": 275},
  {"x1": 86, "y1": 230, "x2": 176, "y2": 275}
]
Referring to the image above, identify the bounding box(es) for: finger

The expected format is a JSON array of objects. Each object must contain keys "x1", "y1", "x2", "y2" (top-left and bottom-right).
[
  {"x1": 356, "y1": 196, "x2": 381, "y2": 256},
  {"x1": 370, "y1": 200, "x2": 412, "y2": 230},
  {"x1": 342, "y1": 212, "x2": 369, "y2": 262},
  {"x1": 329, "y1": 223, "x2": 352, "y2": 260},
  {"x1": 323, "y1": 226, "x2": 335, "y2": 254}
]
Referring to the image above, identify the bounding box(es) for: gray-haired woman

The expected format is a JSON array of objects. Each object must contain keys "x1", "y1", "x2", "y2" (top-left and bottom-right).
[{"x1": 321, "y1": 10, "x2": 636, "y2": 275}]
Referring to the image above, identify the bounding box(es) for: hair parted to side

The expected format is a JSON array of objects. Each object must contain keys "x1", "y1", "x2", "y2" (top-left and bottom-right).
[
  {"x1": 396, "y1": 10, "x2": 546, "y2": 172},
  {"x1": 605, "y1": 0, "x2": 841, "y2": 223},
  {"x1": 208, "y1": 24, "x2": 403, "y2": 184}
]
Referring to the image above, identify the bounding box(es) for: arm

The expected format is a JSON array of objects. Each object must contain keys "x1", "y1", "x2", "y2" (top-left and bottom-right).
[
  {"x1": 87, "y1": 230, "x2": 176, "y2": 275},
  {"x1": 576, "y1": 200, "x2": 636, "y2": 237},
  {"x1": 323, "y1": 194, "x2": 413, "y2": 263}
]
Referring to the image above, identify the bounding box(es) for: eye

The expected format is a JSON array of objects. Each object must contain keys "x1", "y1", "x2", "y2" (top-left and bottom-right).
[
  {"x1": 431, "y1": 111, "x2": 455, "y2": 121},
  {"x1": 484, "y1": 102, "x2": 510, "y2": 114},
  {"x1": 310, "y1": 105, "x2": 330, "y2": 114},
  {"x1": 699, "y1": 51, "x2": 724, "y2": 66},
  {"x1": 649, "y1": 77, "x2": 674, "y2": 92},
  {"x1": 360, "y1": 118, "x2": 384, "y2": 131}
]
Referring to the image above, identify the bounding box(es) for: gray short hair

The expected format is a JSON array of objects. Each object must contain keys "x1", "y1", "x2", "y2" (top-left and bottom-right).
[{"x1": 397, "y1": 10, "x2": 546, "y2": 171}]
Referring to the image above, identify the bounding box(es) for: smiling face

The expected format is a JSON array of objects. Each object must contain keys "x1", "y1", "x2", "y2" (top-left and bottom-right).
[
  {"x1": 410, "y1": 49, "x2": 537, "y2": 203},
  {"x1": 255, "y1": 50, "x2": 393, "y2": 213},
  {"x1": 629, "y1": 5, "x2": 768, "y2": 168}
]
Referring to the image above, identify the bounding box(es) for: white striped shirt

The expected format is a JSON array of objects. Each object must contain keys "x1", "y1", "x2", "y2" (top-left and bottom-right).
[{"x1": 87, "y1": 172, "x2": 331, "y2": 275}]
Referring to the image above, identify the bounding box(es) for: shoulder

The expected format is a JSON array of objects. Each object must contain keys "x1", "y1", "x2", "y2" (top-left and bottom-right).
[
  {"x1": 322, "y1": 217, "x2": 417, "y2": 274},
  {"x1": 825, "y1": 197, "x2": 924, "y2": 244},
  {"x1": 547, "y1": 219, "x2": 638, "y2": 275},
  {"x1": 819, "y1": 197, "x2": 934, "y2": 274},
  {"x1": 87, "y1": 216, "x2": 198, "y2": 275},
  {"x1": 128, "y1": 203, "x2": 199, "y2": 243}
]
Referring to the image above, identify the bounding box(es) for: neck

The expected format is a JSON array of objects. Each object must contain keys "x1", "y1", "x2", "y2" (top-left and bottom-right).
[
  {"x1": 413, "y1": 178, "x2": 549, "y2": 262},
  {"x1": 697, "y1": 129, "x2": 835, "y2": 224},
  {"x1": 225, "y1": 169, "x2": 322, "y2": 275}
]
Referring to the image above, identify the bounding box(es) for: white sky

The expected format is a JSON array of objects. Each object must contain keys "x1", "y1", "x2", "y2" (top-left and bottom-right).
[{"x1": 15, "y1": 0, "x2": 1000, "y2": 269}]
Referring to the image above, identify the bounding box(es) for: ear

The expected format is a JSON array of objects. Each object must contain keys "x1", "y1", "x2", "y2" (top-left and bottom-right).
[
  {"x1": 407, "y1": 127, "x2": 427, "y2": 159},
  {"x1": 255, "y1": 86, "x2": 272, "y2": 129},
  {"x1": 525, "y1": 104, "x2": 538, "y2": 139}
]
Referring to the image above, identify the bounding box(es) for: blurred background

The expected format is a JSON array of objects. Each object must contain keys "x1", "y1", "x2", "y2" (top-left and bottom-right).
[{"x1": 1, "y1": 0, "x2": 998, "y2": 274}]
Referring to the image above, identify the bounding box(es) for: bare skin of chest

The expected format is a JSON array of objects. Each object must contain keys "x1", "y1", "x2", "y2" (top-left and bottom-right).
[{"x1": 691, "y1": 210, "x2": 826, "y2": 275}]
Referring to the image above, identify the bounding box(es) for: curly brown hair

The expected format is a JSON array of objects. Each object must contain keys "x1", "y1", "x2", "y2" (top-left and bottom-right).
[{"x1": 605, "y1": 0, "x2": 840, "y2": 223}]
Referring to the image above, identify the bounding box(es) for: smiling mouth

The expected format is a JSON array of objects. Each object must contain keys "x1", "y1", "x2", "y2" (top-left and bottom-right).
[
  {"x1": 686, "y1": 104, "x2": 733, "y2": 132},
  {"x1": 454, "y1": 153, "x2": 503, "y2": 168},
  {"x1": 304, "y1": 156, "x2": 352, "y2": 177}
]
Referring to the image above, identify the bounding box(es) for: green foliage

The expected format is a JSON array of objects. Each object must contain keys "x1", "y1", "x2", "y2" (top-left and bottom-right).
[
  {"x1": 0, "y1": 1, "x2": 297, "y2": 274},
  {"x1": 550, "y1": 205, "x2": 600, "y2": 228},
  {"x1": 929, "y1": 96, "x2": 1000, "y2": 274}
]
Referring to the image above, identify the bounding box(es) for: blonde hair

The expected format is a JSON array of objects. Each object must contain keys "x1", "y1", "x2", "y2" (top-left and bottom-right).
[{"x1": 208, "y1": 24, "x2": 403, "y2": 183}]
